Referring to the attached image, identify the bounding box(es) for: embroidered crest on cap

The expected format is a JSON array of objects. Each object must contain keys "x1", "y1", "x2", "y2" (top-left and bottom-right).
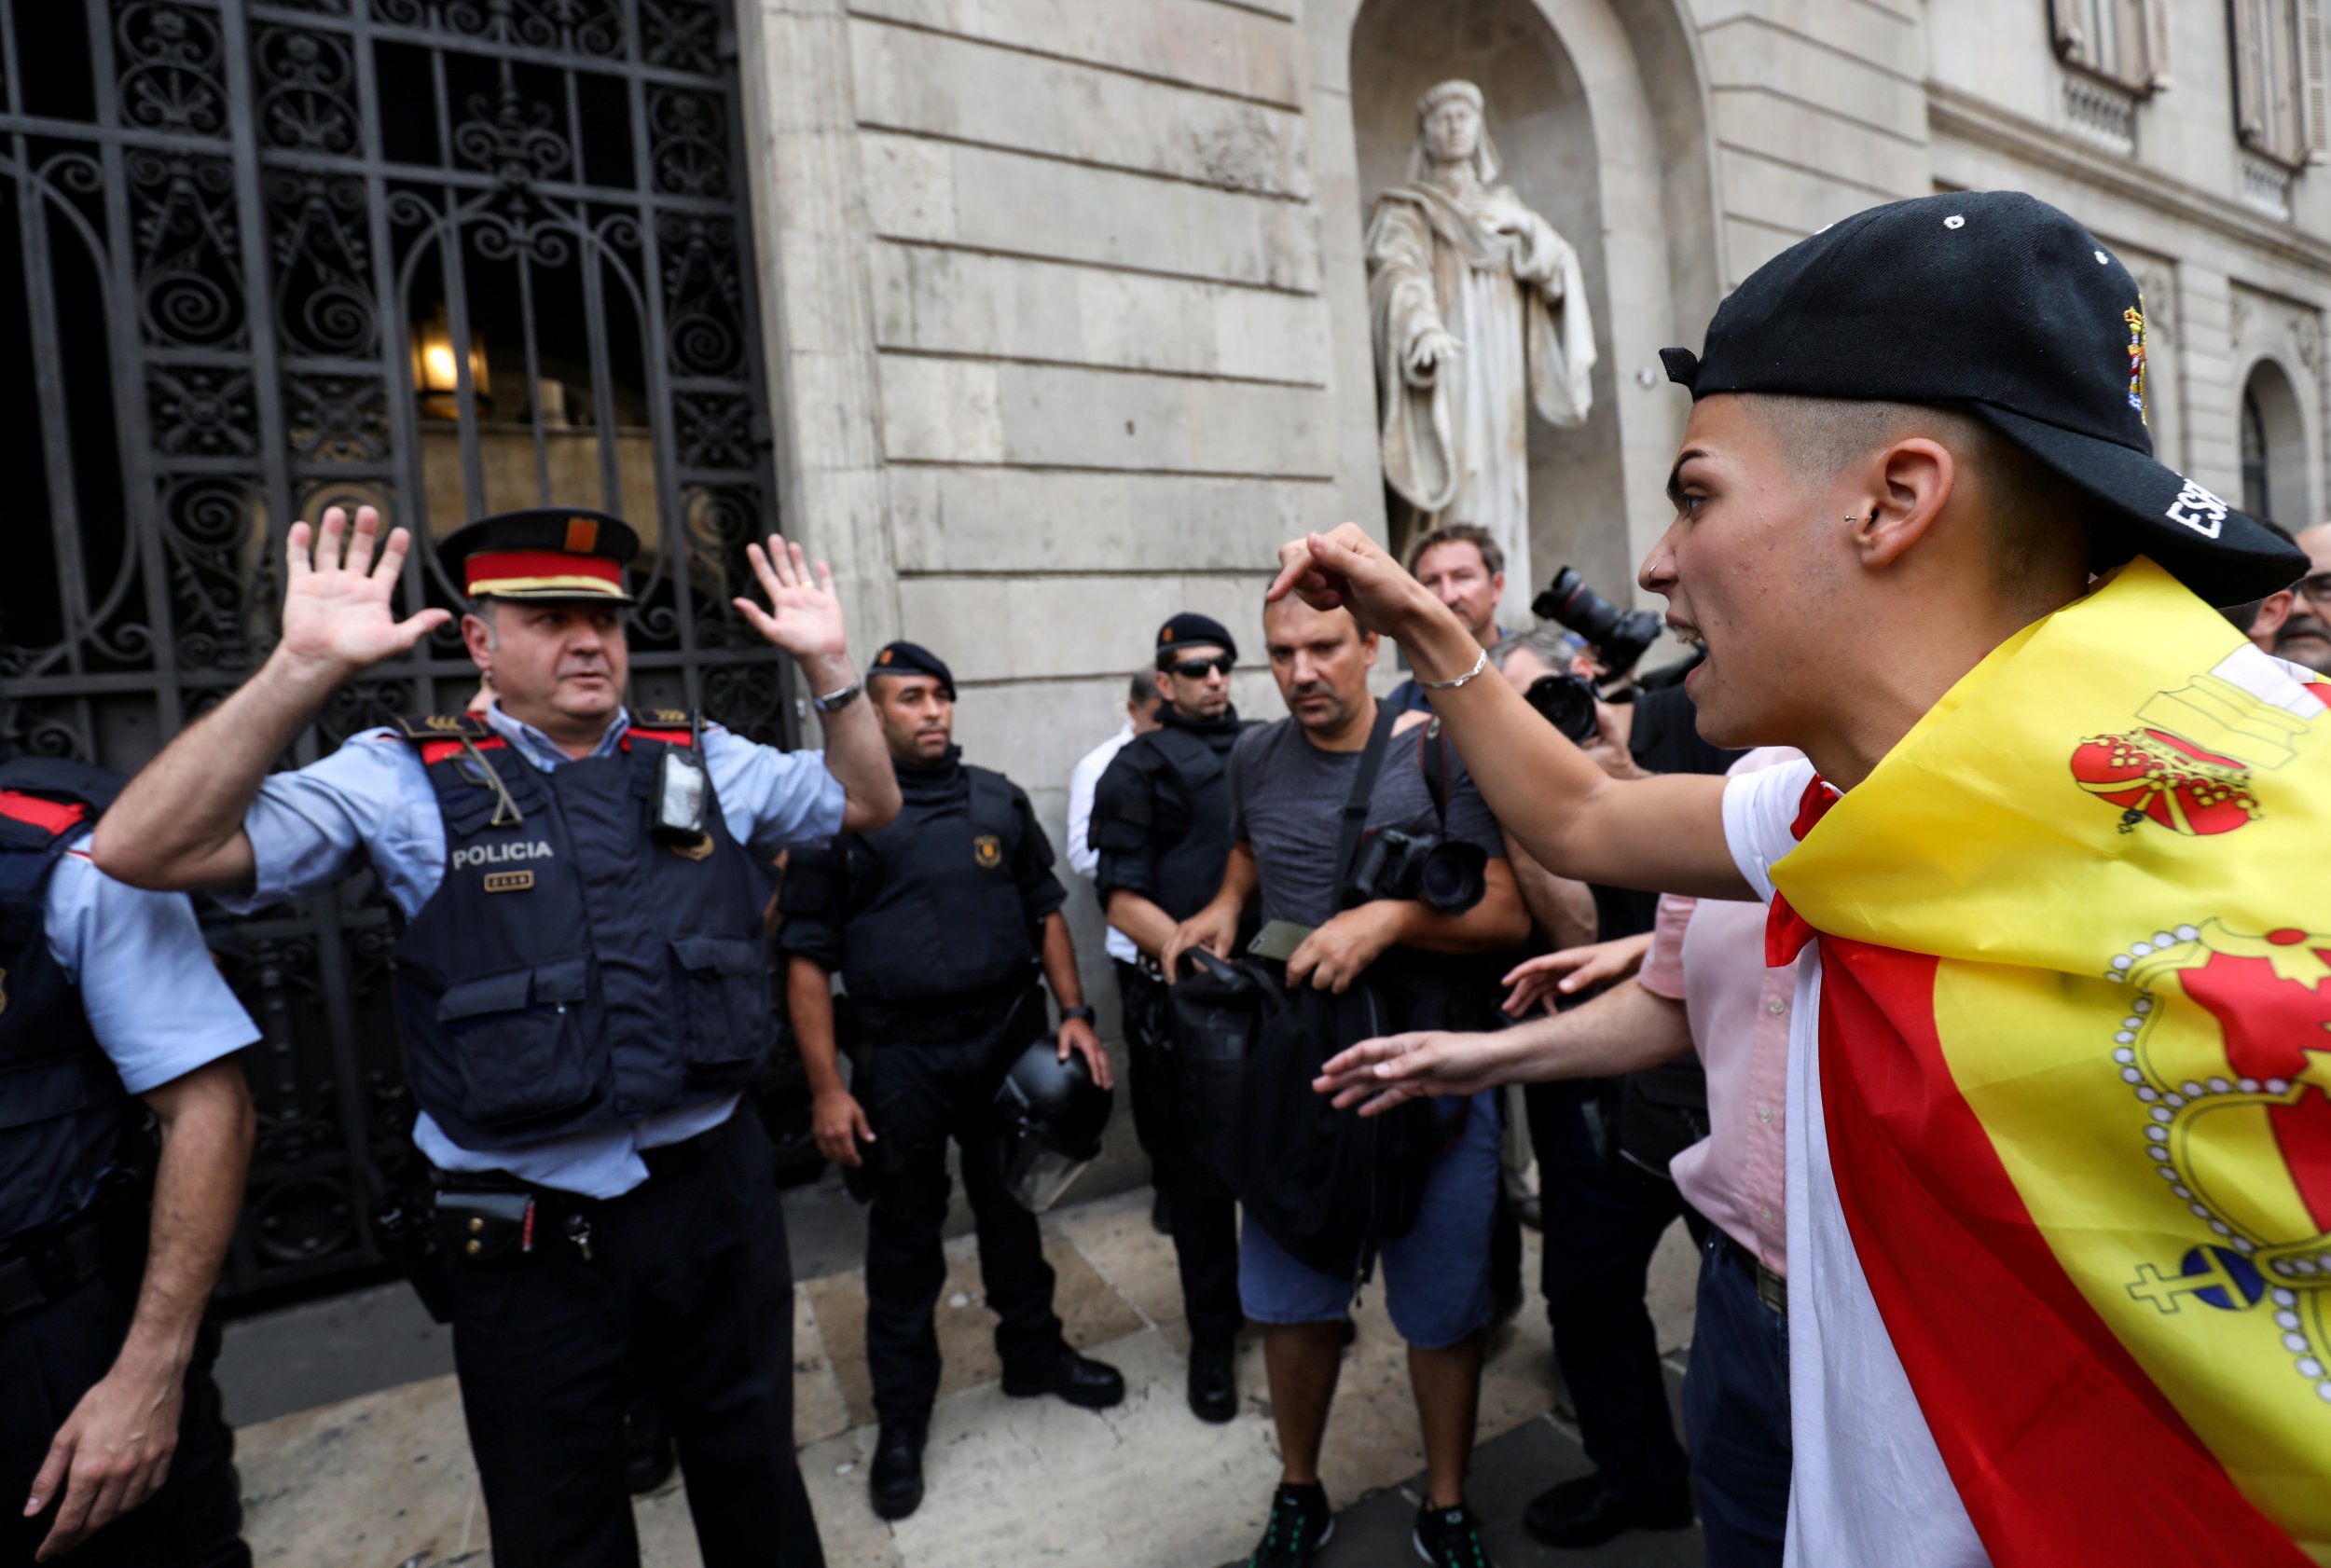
[
  {"x1": 2125, "y1": 303, "x2": 2148, "y2": 425},
  {"x1": 564, "y1": 516, "x2": 599, "y2": 554}
]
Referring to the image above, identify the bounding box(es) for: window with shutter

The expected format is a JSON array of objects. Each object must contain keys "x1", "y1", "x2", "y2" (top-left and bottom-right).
[
  {"x1": 2230, "y1": 0, "x2": 2326, "y2": 168},
  {"x1": 2050, "y1": 0, "x2": 2169, "y2": 92}
]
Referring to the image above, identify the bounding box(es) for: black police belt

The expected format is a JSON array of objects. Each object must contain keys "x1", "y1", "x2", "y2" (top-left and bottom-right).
[
  {"x1": 851, "y1": 971, "x2": 1041, "y2": 1046},
  {"x1": 426, "y1": 1119, "x2": 734, "y2": 1266},
  {"x1": 0, "y1": 1207, "x2": 109, "y2": 1321}
]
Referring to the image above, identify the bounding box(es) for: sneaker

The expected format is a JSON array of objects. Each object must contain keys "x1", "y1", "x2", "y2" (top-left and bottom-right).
[
  {"x1": 1414, "y1": 1500, "x2": 1496, "y2": 1567},
  {"x1": 1248, "y1": 1480, "x2": 1334, "y2": 1566}
]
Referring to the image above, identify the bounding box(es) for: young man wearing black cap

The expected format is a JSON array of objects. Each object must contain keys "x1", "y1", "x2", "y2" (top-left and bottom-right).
[
  {"x1": 1087, "y1": 612, "x2": 1252, "y2": 1422},
  {"x1": 779, "y1": 641, "x2": 1124, "y2": 1522},
  {"x1": 94, "y1": 504, "x2": 901, "y2": 1568},
  {"x1": 1298, "y1": 192, "x2": 2326, "y2": 1566}
]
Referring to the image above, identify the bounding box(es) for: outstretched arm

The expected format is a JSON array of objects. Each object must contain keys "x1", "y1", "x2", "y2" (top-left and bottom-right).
[
  {"x1": 733, "y1": 538, "x2": 901, "y2": 834},
  {"x1": 93, "y1": 507, "x2": 450, "y2": 892},
  {"x1": 1267, "y1": 527, "x2": 1743, "y2": 899},
  {"x1": 1314, "y1": 977, "x2": 1692, "y2": 1117}
]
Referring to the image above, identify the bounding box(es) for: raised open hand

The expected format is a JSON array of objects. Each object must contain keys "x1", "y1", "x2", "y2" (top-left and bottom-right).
[
  {"x1": 278, "y1": 506, "x2": 451, "y2": 678},
  {"x1": 734, "y1": 536, "x2": 848, "y2": 666}
]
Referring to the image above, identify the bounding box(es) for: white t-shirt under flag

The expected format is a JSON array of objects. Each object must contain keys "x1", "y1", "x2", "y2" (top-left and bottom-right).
[{"x1": 1721, "y1": 759, "x2": 1990, "y2": 1568}]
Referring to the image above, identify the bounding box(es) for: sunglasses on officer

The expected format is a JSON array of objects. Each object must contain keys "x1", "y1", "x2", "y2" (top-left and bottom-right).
[
  {"x1": 2297, "y1": 571, "x2": 2331, "y2": 606},
  {"x1": 1164, "y1": 653, "x2": 1235, "y2": 680}
]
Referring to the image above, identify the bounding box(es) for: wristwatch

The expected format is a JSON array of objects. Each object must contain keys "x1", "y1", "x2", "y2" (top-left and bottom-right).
[
  {"x1": 1059, "y1": 1005, "x2": 1097, "y2": 1025},
  {"x1": 811, "y1": 678, "x2": 862, "y2": 714}
]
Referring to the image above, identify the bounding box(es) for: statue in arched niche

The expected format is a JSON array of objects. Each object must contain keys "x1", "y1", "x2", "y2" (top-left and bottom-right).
[{"x1": 1366, "y1": 79, "x2": 1595, "y2": 595}]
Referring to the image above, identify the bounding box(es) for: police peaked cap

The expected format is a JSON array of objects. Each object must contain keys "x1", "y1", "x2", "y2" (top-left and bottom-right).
[
  {"x1": 440, "y1": 507, "x2": 640, "y2": 604},
  {"x1": 1154, "y1": 613, "x2": 1237, "y2": 666},
  {"x1": 871, "y1": 640, "x2": 956, "y2": 698},
  {"x1": 1660, "y1": 190, "x2": 2308, "y2": 607}
]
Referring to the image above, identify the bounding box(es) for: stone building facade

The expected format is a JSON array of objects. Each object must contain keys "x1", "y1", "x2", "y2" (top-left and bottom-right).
[{"x1": 728, "y1": 0, "x2": 2331, "y2": 1072}]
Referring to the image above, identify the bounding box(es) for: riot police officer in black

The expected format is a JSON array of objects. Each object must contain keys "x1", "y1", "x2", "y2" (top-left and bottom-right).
[
  {"x1": 1086, "y1": 612, "x2": 1251, "y2": 1422},
  {"x1": 781, "y1": 641, "x2": 1124, "y2": 1522}
]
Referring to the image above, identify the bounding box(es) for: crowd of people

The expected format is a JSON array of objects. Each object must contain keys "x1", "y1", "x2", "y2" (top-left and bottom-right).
[{"x1": 4, "y1": 186, "x2": 2327, "y2": 1568}]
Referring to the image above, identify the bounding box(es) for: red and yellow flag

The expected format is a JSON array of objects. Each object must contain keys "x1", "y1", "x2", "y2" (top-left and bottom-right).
[{"x1": 1773, "y1": 557, "x2": 2331, "y2": 1565}]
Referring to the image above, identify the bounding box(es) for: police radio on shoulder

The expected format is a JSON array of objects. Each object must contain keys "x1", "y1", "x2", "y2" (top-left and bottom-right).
[{"x1": 652, "y1": 709, "x2": 710, "y2": 844}]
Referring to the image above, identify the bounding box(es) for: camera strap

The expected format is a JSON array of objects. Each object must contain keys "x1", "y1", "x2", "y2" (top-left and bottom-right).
[
  {"x1": 1332, "y1": 701, "x2": 1401, "y2": 899},
  {"x1": 1418, "y1": 719, "x2": 1452, "y2": 828}
]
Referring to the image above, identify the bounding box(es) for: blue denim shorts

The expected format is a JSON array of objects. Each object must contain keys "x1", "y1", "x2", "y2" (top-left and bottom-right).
[{"x1": 1237, "y1": 1090, "x2": 1499, "y2": 1350}]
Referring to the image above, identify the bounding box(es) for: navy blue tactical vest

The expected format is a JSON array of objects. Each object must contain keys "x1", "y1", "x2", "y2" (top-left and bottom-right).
[
  {"x1": 830, "y1": 762, "x2": 1038, "y2": 1010},
  {"x1": 0, "y1": 760, "x2": 131, "y2": 1238},
  {"x1": 388, "y1": 713, "x2": 774, "y2": 1152}
]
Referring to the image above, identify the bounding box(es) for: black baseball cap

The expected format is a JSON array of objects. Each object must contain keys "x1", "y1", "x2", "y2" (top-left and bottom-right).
[
  {"x1": 870, "y1": 640, "x2": 955, "y2": 698},
  {"x1": 1661, "y1": 190, "x2": 2308, "y2": 606},
  {"x1": 1155, "y1": 612, "x2": 1237, "y2": 666}
]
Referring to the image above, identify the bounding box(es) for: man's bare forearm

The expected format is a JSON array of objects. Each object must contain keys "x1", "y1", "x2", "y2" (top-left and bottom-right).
[
  {"x1": 1204, "y1": 846, "x2": 1260, "y2": 924},
  {"x1": 807, "y1": 656, "x2": 901, "y2": 833},
  {"x1": 1506, "y1": 834, "x2": 1597, "y2": 949},
  {"x1": 93, "y1": 649, "x2": 344, "y2": 892},
  {"x1": 1104, "y1": 890, "x2": 1179, "y2": 961},
  {"x1": 787, "y1": 956, "x2": 846, "y2": 1097},
  {"x1": 1493, "y1": 978, "x2": 1694, "y2": 1084},
  {"x1": 117, "y1": 1060, "x2": 254, "y2": 1379},
  {"x1": 1040, "y1": 912, "x2": 1084, "y2": 1010}
]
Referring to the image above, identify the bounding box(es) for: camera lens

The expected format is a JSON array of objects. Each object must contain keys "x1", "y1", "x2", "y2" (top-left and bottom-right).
[
  {"x1": 1524, "y1": 674, "x2": 1602, "y2": 745},
  {"x1": 1417, "y1": 843, "x2": 1487, "y2": 916},
  {"x1": 1531, "y1": 567, "x2": 1664, "y2": 679}
]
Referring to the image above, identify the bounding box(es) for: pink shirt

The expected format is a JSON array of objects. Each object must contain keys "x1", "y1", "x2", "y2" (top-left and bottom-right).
[{"x1": 1637, "y1": 746, "x2": 1800, "y2": 1276}]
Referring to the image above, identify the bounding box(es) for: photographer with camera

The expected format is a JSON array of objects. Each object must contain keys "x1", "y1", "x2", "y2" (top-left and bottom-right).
[{"x1": 1162, "y1": 596, "x2": 1527, "y2": 1568}]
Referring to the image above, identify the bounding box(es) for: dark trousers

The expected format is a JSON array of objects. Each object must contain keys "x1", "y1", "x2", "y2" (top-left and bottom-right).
[
  {"x1": 2, "y1": 1277, "x2": 247, "y2": 1568},
  {"x1": 1116, "y1": 962, "x2": 1242, "y2": 1344},
  {"x1": 1525, "y1": 1079, "x2": 1700, "y2": 1506},
  {"x1": 1684, "y1": 1233, "x2": 1791, "y2": 1568},
  {"x1": 860, "y1": 1030, "x2": 1065, "y2": 1427},
  {"x1": 440, "y1": 1114, "x2": 823, "y2": 1568}
]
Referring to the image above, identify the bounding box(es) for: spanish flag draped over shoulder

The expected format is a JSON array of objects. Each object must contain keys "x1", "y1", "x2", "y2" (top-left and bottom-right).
[{"x1": 1772, "y1": 557, "x2": 2331, "y2": 1565}]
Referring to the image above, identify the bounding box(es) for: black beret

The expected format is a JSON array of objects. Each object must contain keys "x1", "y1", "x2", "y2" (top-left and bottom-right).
[
  {"x1": 439, "y1": 507, "x2": 640, "y2": 603},
  {"x1": 1662, "y1": 190, "x2": 2306, "y2": 606},
  {"x1": 870, "y1": 640, "x2": 956, "y2": 698},
  {"x1": 1154, "y1": 613, "x2": 1237, "y2": 666}
]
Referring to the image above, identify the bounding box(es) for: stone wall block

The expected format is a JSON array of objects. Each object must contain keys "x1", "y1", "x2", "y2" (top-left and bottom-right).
[
  {"x1": 858, "y1": 133, "x2": 1324, "y2": 293},
  {"x1": 877, "y1": 355, "x2": 1006, "y2": 461},
  {"x1": 1700, "y1": 21, "x2": 1925, "y2": 144},
  {"x1": 870, "y1": 242, "x2": 1331, "y2": 384},
  {"x1": 984, "y1": 362, "x2": 1336, "y2": 475},
  {"x1": 889, "y1": 467, "x2": 1341, "y2": 572},
  {"x1": 851, "y1": 19, "x2": 1314, "y2": 199},
  {"x1": 848, "y1": 0, "x2": 1303, "y2": 106},
  {"x1": 1717, "y1": 99, "x2": 1927, "y2": 199}
]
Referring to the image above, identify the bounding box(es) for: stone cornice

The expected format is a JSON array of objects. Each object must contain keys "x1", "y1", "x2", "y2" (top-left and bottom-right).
[{"x1": 1924, "y1": 79, "x2": 2331, "y2": 275}]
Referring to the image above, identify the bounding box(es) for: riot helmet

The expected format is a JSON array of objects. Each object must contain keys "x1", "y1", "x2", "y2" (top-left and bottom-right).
[{"x1": 993, "y1": 1038, "x2": 1113, "y2": 1214}]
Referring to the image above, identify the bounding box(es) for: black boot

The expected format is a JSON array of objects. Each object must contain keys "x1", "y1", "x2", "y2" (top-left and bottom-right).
[
  {"x1": 1522, "y1": 1472, "x2": 1694, "y2": 1548},
  {"x1": 870, "y1": 1422, "x2": 927, "y2": 1521},
  {"x1": 1187, "y1": 1335, "x2": 1236, "y2": 1424},
  {"x1": 1000, "y1": 1345, "x2": 1126, "y2": 1410},
  {"x1": 623, "y1": 1392, "x2": 676, "y2": 1496}
]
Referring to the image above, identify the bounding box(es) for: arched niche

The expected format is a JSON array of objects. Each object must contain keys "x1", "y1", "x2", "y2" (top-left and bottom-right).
[
  {"x1": 1305, "y1": 0, "x2": 1717, "y2": 623},
  {"x1": 2240, "y1": 357, "x2": 2312, "y2": 530}
]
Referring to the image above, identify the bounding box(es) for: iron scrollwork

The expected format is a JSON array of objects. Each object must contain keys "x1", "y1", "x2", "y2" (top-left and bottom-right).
[{"x1": 0, "y1": 0, "x2": 785, "y2": 1298}]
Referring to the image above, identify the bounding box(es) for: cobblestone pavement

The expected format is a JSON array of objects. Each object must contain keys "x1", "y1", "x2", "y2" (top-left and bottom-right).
[{"x1": 228, "y1": 1186, "x2": 1701, "y2": 1567}]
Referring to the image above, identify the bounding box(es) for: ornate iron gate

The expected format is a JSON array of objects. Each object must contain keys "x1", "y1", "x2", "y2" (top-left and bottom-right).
[{"x1": 0, "y1": 0, "x2": 791, "y2": 1297}]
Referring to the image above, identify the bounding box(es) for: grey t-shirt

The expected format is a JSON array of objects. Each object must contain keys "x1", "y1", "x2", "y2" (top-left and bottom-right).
[{"x1": 1227, "y1": 712, "x2": 1506, "y2": 929}]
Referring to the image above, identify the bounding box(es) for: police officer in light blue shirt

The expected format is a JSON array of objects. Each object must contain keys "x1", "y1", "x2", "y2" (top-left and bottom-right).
[
  {"x1": 2, "y1": 756, "x2": 257, "y2": 1568},
  {"x1": 94, "y1": 504, "x2": 902, "y2": 1568}
]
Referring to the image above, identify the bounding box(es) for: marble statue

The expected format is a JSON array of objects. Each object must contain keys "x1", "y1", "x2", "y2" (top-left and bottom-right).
[{"x1": 1366, "y1": 79, "x2": 1595, "y2": 602}]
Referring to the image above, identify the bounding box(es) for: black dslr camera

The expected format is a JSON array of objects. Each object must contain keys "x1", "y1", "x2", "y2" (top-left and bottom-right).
[
  {"x1": 1344, "y1": 827, "x2": 1487, "y2": 916},
  {"x1": 1522, "y1": 673, "x2": 1601, "y2": 744},
  {"x1": 1534, "y1": 566, "x2": 1664, "y2": 680}
]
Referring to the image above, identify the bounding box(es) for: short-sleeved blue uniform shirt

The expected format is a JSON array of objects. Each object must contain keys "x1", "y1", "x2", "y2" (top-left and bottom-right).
[
  {"x1": 3, "y1": 833, "x2": 259, "y2": 1242},
  {"x1": 221, "y1": 702, "x2": 846, "y2": 1198}
]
